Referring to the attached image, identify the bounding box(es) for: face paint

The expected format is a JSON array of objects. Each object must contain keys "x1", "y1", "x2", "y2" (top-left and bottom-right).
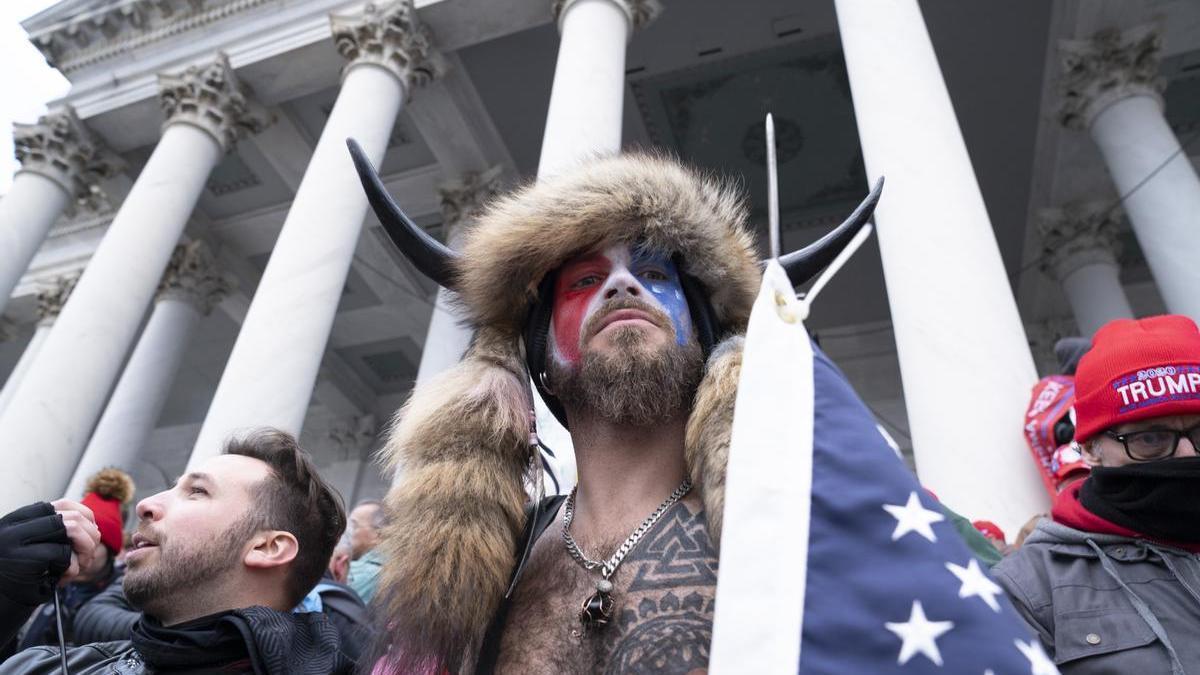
[
  {"x1": 630, "y1": 247, "x2": 692, "y2": 345},
  {"x1": 550, "y1": 245, "x2": 692, "y2": 365}
]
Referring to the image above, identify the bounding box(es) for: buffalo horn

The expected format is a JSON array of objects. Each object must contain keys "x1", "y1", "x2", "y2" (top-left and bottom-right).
[
  {"x1": 347, "y1": 138, "x2": 459, "y2": 290},
  {"x1": 777, "y1": 176, "x2": 884, "y2": 287}
]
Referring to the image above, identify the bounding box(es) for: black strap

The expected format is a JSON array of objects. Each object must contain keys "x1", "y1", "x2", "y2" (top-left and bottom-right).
[{"x1": 474, "y1": 495, "x2": 567, "y2": 674}]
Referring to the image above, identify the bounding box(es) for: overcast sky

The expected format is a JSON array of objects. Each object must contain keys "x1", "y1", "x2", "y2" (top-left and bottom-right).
[{"x1": 0, "y1": 0, "x2": 72, "y2": 195}]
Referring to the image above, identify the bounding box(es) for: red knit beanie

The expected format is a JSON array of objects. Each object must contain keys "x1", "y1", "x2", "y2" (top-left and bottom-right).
[
  {"x1": 972, "y1": 520, "x2": 1006, "y2": 543},
  {"x1": 1074, "y1": 315, "x2": 1200, "y2": 442},
  {"x1": 79, "y1": 468, "x2": 135, "y2": 555}
]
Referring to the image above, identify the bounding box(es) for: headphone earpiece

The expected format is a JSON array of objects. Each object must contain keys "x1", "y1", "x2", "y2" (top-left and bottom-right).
[{"x1": 524, "y1": 272, "x2": 570, "y2": 428}]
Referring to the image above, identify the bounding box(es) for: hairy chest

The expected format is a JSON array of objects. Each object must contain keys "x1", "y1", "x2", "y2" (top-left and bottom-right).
[{"x1": 494, "y1": 502, "x2": 718, "y2": 675}]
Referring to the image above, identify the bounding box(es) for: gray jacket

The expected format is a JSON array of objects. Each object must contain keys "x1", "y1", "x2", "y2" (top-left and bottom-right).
[{"x1": 993, "y1": 518, "x2": 1200, "y2": 675}]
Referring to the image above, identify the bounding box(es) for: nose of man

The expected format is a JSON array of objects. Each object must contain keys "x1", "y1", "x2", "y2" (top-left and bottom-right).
[
  {"x1": 601, "y1": 265, "x2": 643, "y2": 300},
  {"x1": 1178, "y1": 435, "x2": 1200, "y2": 458},
  {"x1": 136, "y1": 493, "x2": 165, "y2": 522}
]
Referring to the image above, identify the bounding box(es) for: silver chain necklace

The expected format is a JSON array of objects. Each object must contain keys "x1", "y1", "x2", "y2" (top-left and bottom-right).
[{"x1": 562, "y1": 477, "x2": 692, "y2": 634}]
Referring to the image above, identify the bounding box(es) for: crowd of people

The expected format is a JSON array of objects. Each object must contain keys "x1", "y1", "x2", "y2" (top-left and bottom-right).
[{"x1": 0, "y1": 151, "x2": 1197, "y2": 674}]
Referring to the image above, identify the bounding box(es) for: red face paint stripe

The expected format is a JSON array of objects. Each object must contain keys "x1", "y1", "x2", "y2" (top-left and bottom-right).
[{"x1": 552, "y1": 254, "x2": 610, "y2": 364}]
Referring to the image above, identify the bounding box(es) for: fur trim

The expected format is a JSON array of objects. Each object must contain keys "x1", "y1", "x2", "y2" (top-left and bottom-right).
[
  {"x1": 685, "y1": 336, "x2": 743, "y2": 550},
  {"x1": 85, "y1": 468, "x2": 135, "y2": 504},
  {"x1": 374, "y1": 327, "x2": 532, "y2": 670},
  {"x1": 455, "y1": 152, "x2": 761, "y2": 338}
]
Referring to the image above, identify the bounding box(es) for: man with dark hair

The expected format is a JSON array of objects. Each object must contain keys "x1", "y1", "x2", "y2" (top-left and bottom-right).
[{"x1": 0, "y1": 429, "x2": 355, "y2": 674}]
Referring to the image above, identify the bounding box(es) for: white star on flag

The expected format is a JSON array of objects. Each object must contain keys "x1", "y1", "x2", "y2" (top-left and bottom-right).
[
  {"x1": 946, "y1": 558, "x2": 1004, "y2": 612},
  {"x1": 882, "y1": 491, "x2": 945, "y2": 542},
  {"x1": 885, "y1": 600, "x2": 955, "y2": 666},
  {"x1": 1015, "y1": 638, "x2": 1059, "y2": 675}
]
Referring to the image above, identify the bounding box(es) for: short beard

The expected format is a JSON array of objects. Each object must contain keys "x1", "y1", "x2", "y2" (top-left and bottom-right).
[
  {"x1": 550, "y1": 326, "x2": 704, "y2": 426},
  {"x1": 124, "y1": 515, "x2": 260, "y2": 620}
]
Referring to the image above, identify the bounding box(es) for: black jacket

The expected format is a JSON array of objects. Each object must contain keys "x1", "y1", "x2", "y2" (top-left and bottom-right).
[
  {"x1": 0, "y1": 606, "x2": 355, "y2": 675},
  {"x1": 72, "y1": 570, "x2": 374, "y2": 663}
]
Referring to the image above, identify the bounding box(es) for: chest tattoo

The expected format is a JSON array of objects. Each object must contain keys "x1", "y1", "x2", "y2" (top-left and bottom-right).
[{"x1": 495, "y1": 501, "x2": 718, "y2": 675}]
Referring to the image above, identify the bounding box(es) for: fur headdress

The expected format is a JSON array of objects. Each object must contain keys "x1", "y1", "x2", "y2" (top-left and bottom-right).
[{"x1": 348, "y1": 143, "x2": 880, "y2": 669}]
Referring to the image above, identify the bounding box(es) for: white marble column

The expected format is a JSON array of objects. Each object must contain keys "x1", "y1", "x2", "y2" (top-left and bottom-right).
[
  {"x1": 0, "y1": 54, "x2": 266, "y2": 512},
  {"x1": 0, "y1": 108, "x2": 119, "y2": 315},
  {"x1": 527, "y1": 0, "x2": 660, "y2": 492},
  {"x1": 0, "y1": 274, "x2": 78, "y2": 414},
  {"x1": 537, "y1": 0, "x2": 660, "y2": 177},
  {"x1": 64, "y1": 242, "x2": 231, "y2": 498},
  {"x1": 188, "y1": 0, "x2": 439, "y2": 467},
  {"x1": 412, "y1": 167, "x2": 502, "y2": 388},
  {"x1": 1060, "y1": 24, "x2": 1200, "y2": 322},
  {"x1": 1038, "y1": 201, "x2": 1134, "y2": 336},
  {"x1": 833, "y1": 0, "x2": 1048, "y2": 533}
]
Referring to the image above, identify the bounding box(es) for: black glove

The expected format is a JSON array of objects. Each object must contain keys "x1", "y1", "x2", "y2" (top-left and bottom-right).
[{"x1": 0, "y1": 502, "x2": 72, "y2": 608}]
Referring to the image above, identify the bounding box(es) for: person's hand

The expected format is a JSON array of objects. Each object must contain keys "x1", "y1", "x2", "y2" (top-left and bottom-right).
[
  {"x1": 50, "y1": 499, "x2": 101, "y2": 585},
  {"x1": 0, "y1": 503, "x2": 71, "y2": 607}
]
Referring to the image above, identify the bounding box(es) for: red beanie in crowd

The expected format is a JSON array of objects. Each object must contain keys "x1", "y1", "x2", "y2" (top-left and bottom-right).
[
  {"x1": 79, "y1": 468, "x2": 135, "y2": 555},
  {"x1": 1073, "y1": 315, "x2": 1200, "y2": 442},
  {"x1": 972, "y1": 520, "x2": 1006, "y2": 543}
]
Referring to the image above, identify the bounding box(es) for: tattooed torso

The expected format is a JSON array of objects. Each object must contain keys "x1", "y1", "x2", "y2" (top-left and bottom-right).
[{"x1": 493, "y1": 497, "x2": 718, "y2": 675}]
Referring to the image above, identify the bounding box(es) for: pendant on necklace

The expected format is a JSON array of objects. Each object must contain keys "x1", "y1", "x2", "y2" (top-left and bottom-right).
[{"x1": 577, "y1": 579, "x2": 615, "y2": 633}]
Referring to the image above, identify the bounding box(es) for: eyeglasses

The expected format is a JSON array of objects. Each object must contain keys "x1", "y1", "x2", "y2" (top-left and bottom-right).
[{"x1": 1102, "y1": 423, "x2": 1200, "y2": 461}]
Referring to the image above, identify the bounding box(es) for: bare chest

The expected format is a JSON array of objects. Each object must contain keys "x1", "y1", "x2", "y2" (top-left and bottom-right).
[{"x1": 494, "y1": 502, "x2": 718, "y2": 675}]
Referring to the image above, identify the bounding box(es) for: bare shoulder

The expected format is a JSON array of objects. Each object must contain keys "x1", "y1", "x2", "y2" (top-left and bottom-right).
[{"x1": 495, "y1": 498, "x2": 717, "y2": 675}]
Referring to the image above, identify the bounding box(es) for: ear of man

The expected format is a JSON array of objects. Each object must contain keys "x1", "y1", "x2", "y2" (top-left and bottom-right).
[{"x1": 243, "y1": 530, "x2": 299, "y2": 570}]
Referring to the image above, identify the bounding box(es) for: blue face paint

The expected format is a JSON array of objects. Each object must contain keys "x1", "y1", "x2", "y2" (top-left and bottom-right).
[{"x1": 630, "y1": 248, "x2": 692, "y2": 346}]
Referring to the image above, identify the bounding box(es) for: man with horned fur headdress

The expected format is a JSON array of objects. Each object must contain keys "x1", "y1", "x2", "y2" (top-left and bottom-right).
[{"x1": 351, "y1": 145, "x2": 878, "y2": 673}]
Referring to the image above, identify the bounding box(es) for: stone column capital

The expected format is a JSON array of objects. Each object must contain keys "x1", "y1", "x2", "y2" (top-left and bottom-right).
[
  {"x1": 156, "y1": 241, "x2": 234, "y2": 315},
  {"x1": 1057, "y1": 23, "x2": 1165, "y2": 130},
  {"x1": 437, "y1": 166, "x2": 503, "y2": 237},
  {"x1": 552, "y1": 0, "x2": 662, "y2": 32},
  {"x1": 35, "y1": 273, "x2": 80, "y2": 325},
  {"x1": 13, "y1": 106, "x2": 123, "y2": 211},
  {"x1": 157, "y1": 53, "x2": 270, "y2": 153},
  {"x1": 327, "y1": 413, "x2": 379, "y2": 457},
  {"x1": 1037, "y1": 201, "x2": 1124, "y2": 280},
  {"x1": 330, "y1": 0, "x2": 444, "y2": 96}
]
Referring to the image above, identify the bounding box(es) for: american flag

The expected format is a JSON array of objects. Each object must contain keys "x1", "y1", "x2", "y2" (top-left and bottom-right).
[
  {"x1": 710, "y1": 260, "x2": 1058, "y2": 674},
  {"x1": 795, "y1": 345, "x2": 1057, "y2": 673}
]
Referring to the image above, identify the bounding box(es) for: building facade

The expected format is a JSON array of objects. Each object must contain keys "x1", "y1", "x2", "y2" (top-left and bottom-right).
[{"x1": 1, "y1": 0, "x2": 1199, "y2": 535}]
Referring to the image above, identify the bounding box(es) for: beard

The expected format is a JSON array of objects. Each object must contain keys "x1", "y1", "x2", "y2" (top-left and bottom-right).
[
  {"x1": 549, "y1": 302, "x2": 704, "y2": 426},
  {"x1": 124, "y1": 516, "x2": 258, "y2": 617}
]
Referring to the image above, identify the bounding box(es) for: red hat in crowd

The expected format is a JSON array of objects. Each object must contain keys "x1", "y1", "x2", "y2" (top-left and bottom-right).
[
  {"x1": 80, "y1": 468, "x2": 135, "y2": 555},
  {"x1": 1074, "y1": 315, "x2": 1200, "y2": 442},
  {"x1": 972, "y1": 520, "x2": 1006, "y2": 543}
]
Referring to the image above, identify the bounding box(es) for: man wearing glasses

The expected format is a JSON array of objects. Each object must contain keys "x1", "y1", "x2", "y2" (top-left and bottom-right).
[{"x1": 994, "y1": 315, "x2": 1200, "y2": 674}]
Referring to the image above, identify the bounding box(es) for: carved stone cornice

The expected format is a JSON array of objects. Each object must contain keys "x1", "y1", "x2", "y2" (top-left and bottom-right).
[
  {"x1": 437, "y1": 166, "x2": 503, "y2": 237},
  {"x1": 157, "y1": 52, "x2": 269, "y2": 152},
  {"x1": 36, "y1": 273, "x2": 81, "y2": 325},
  {"x1": 12, "y1": 106, "x2": 122, "y2": 211},
  {"x1": 1058, "y1": 23, "x2": 1165, "y2": 130},
  {"x1": 156, "y1": 241, "x2": 233, "y2": 314},
  {"x1": 330, "y1": 0, "x2": 443, "y2": 94},
  {"x1": 327, "y1": 413, "x2": 379, "y2": 457},
  {"x1": 551, "y1": 0, "x2": 662, "y2": 31},
  {"x1": 1037, "y1": 201, "x2": 1124, "y2": 280},
  {"x1": 27, "y1": 0, "x2": 274, "y2": 73}
]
